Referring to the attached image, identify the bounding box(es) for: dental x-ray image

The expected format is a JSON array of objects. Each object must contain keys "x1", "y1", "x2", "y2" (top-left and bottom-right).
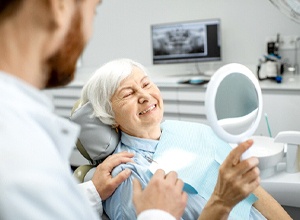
[{"x1": 152, "y1": 24, "x2": 207, "y2": 56}]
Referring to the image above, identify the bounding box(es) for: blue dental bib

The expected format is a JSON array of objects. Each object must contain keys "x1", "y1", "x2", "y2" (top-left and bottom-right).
[{"x1": 150, "y1": 120, "x2": 257, "y2": 220}]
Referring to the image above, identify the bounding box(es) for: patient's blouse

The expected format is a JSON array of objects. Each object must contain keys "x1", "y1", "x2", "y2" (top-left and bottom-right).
[{"x1": 103, "y1": 120, "x2": 266, "y2": 220}]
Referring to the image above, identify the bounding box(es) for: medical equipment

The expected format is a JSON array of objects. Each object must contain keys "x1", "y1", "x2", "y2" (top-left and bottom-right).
[
  {"x1": 204, "y1": 63, "x2": 300, "y2": 178},
  {"x1": 274, "y1": 131, "x2": 300, "y2": 173},
  {"x1": 205, "y1": 63, "x2": 263, "y2": 160},
  {"x1": 268, "y1": 0, "x2": 300, "y2": 24},
  {"x1": 264, "y1": 113, "x2": 273, "y2": 137},
  {"x1": 257, "y1": 55, "x2": 283, "y2": 83},
  {"x1": 251, "y1": 136, "x2": 284, "y2": 179},
  {"x1": 151, "y1": 18, "x2": 221, "y2": 66}
]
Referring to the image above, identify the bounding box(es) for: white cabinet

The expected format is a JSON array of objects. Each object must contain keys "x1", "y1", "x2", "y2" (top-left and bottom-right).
[
  {"x1": 158, "y1": 84, "x2": 207, "y2": 124},
  {"x1": 43, "y1": 82, "x2": 83, "y2": 118}
]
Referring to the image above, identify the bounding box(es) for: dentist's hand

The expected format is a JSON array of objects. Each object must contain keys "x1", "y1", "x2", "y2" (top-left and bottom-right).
[
  {"x1": 133, "y1": 169, "x2": 188, "y2": 220},
  {"x1": 92, "y1": 151, "x2": 134, "y2": 200},
  {"x1": 199, "y1": 140, "x2": 260, "y2": 220}
]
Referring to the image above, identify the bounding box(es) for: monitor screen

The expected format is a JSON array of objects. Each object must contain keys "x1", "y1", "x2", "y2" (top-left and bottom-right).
[{"x1": 151, "y1": 18, "x2": 221, "y2": 64}]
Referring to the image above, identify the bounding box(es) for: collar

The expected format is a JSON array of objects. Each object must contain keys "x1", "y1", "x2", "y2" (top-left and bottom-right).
[{"x1": 120, "y1": 132, "x2": 159, "y2": 153}]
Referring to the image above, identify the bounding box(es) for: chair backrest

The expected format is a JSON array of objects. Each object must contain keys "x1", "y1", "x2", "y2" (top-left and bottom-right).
[
  {"x1": 70, "y1": 100, "x2": 115, "y2": 219},
  {"x1": 70, "y1": 100, "x2": 120, "y2": 165}
]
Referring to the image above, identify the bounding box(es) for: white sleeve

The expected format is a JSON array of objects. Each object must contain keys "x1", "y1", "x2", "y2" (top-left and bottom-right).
[
  {"x1": 137, "y1": 210, "x2": 176, "y2": 220},
  {"x1": 78, "y1": 180, "x2": 103, "y2": 217}
]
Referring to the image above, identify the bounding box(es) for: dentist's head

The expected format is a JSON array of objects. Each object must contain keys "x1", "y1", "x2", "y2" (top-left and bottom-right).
[{"x1": 0, "y1": 0, "x2": 100, "y2": 89}]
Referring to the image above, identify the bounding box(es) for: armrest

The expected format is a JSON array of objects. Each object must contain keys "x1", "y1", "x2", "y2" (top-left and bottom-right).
[{"x1": 73, "y1": 165, "x2": 95, "y2": 183}]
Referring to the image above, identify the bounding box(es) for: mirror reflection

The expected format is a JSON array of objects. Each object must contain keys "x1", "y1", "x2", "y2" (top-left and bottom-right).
[{"x1": 215, "y1": 73, "x2": 259, "y2": 135}]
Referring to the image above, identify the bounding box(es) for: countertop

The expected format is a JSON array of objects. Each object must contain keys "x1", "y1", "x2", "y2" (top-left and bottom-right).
[{"x1": 152, "y1": 72, "x2": 300, "y2": 90}]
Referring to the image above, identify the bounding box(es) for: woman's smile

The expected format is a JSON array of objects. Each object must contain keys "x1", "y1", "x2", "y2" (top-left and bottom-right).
[{"x1": 139, "y1": 104, "x2": 157, "y2": 115}]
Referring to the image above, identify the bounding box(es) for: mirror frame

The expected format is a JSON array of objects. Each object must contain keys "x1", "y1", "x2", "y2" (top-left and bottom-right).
[{"x1": 205, "y1": 63, "x2": 263, "y2": 144}]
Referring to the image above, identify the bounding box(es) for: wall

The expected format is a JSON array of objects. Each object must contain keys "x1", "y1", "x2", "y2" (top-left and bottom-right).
[{"x1": 75, "y1": 0, "x2": 300, "y2": 81}]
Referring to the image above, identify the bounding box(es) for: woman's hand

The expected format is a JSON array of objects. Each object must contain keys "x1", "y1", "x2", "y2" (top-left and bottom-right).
[
  {"x1": 91, "y1": 151, "x2": 134, "y2": 200},
  {"x1": 215, "y1": 139, "x2": 260, "y2": 208},
  {"x1": 199, "y1": 140, "x2": 260, "y2": 220},
  {"x1": 214, "y1": 139, "x2": 260, "y2": 209},
  {"x1": 133, "y1": 169, "x2": 188, "y2": 220}
]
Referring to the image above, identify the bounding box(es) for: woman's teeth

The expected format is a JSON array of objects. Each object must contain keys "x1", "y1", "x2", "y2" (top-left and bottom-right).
[{"x1": 139, "y1": 105, "x2": 156, "y2": 115}]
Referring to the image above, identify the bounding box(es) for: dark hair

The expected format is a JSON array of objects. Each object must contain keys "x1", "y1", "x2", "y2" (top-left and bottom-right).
[{"x1": 0, "y1": 0, "x2": 24, "y2": 21}]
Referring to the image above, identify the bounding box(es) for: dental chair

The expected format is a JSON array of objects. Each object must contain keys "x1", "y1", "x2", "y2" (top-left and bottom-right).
[
  {"x1": 70, "y1": 100, "x2": 120, "y2": 220},
  {"x1": 70, "y1": 99, "x2": 120, "y2": 183}
]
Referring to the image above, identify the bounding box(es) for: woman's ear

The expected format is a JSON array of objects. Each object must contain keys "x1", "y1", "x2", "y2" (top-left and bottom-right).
[{"x1": 112, "y1": 124, "x2": 119, "y2": 133}]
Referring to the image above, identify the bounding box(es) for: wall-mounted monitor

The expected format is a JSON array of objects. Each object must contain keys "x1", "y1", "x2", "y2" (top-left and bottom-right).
[{"x1": 151, "y1": 18, "x2": 221, "y2": 64}]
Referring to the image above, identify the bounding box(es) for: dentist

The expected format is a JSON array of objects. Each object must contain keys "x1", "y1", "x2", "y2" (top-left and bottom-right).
[{"x1": 0, "y1": 0, "x2": 186, "y2": 219}]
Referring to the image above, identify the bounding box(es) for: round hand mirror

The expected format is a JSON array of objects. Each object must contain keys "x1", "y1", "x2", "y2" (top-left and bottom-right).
[{"x1": 205, "y1": 63, "x2": 263, "y2": 159}]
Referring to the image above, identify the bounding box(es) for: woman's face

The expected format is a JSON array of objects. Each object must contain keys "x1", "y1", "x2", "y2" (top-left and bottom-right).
[{"x1": 111, "y1": 67, "x2": 164, "y2": 138}]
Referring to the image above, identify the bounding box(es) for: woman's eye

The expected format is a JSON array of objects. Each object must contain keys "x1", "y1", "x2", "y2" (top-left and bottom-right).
[
  {"x1": 123, "y1": 93, "x2": 132, "y2": 98},
  {"x1": 143, "y1": 82, "x2": 151, "y2": 88}
]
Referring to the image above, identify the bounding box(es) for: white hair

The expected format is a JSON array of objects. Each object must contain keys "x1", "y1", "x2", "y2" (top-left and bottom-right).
[{"x1": 80, "y1": 58, "x2": 148, "y2": 126}]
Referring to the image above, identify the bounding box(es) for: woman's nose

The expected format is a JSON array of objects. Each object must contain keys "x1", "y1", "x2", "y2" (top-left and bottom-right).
[{"x1": 138, "y1": 90, "x2": 150, "y2": 104}]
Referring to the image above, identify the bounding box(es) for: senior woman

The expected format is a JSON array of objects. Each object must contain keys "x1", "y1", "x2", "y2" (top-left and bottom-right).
[{"x1": 80, "y1": 59, "x2": 290, "y2": 220}]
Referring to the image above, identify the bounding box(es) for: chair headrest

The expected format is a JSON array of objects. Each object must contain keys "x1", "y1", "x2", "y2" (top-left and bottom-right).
[{"x1": 70, "y1": 101, "x2": 120, "y2": 164}]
